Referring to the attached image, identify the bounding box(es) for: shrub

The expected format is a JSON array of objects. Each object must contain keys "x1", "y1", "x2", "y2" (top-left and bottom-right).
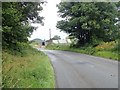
[{"x1": 95, "y1": 41, "x2": 116, "y2": 51}]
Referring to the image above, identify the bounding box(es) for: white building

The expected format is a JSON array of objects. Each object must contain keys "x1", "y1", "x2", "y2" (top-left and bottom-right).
[{"x1": 52, "y1": 39, "x2": 71, "y2": 44}]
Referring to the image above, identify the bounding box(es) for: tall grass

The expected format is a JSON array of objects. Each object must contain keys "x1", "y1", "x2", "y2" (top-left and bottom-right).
[
  {"x1": 46, "y1": 41, "x2": 118, "y2": 60},
  {"x1": 2, "y1": 47, "x2": 55, "y2": 88}
]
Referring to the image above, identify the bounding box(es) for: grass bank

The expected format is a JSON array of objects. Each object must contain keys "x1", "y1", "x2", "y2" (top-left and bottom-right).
[
  {"x1": 46, "y1": 41, "x2": 118, "y2": 60},
  {"x1": 2, "y1": 46, "x2": 55, "y2": 88}
]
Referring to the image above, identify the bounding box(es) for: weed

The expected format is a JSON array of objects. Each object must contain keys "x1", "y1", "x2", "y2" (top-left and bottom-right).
[{"x1": 2, "y1": 47, "x2": 55, "y2": 88}]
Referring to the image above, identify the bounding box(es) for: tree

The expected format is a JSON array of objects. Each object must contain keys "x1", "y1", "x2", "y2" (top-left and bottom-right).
[
  {"x1": 115, "y1": 2, "x2": 120, "y2": 39},
  {"x1": 2, "y1": 2, "x2": 44, "y2": 50},
  {"x1": 57, "y1": 2, "x2": 118, "y2": 46}
]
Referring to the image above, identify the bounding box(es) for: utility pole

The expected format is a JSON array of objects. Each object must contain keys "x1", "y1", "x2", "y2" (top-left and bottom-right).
[{"x1": 49, "y1": 29, "x2": 51, "y2": 40}]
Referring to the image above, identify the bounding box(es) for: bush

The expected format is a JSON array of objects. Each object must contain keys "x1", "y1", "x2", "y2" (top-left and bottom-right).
[
  {"x1": 9, "y1": 43, "x2": 31, "y2": 56},
  {"x1": 95, "y1": 41, "x2": 116, "y2": 51},
  {"x1": 46, "y1": 41, "x2": 118, "y2": 60}
]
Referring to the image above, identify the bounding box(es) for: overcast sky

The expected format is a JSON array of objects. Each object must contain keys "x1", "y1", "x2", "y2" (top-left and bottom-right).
[{"x1": 28, "y1": 0, "x2": 68, "y2": 41}]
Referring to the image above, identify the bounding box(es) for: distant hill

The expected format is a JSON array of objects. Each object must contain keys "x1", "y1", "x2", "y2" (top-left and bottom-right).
[{"x1": 30, "y1": 38, "x2": 43, "y2": 44}]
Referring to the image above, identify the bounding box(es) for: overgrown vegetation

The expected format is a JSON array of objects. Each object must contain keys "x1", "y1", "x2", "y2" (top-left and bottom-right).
[
  {"x1": 2, "y1": 2, "x2": 44, "y2": 50},
  {"x1": 2, "y1": 2, "x2": 55, "y2": 88},
  {"x1": 2, "y1": 46, "x2": 55, "y2": 88},
  {"x1": 57, "y1": 2, "x2": 119, "y2": 46},
  {"x1": 50, "y1": 2, "x2": 120, "y2": 60},
  {"x1": 46, "y1": 40, "x2": 118, "y2": 60}
]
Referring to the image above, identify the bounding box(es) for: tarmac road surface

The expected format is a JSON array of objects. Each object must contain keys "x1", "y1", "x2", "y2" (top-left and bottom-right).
[{"x1": 41, "y1": 49, "x2": 118, "y2": 88}]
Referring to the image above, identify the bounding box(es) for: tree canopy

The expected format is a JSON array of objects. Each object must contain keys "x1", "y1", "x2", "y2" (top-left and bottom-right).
[
  {"x1": 2, "y1": 2, "x2": 44, "y2": 50},
  {"x1": 57, "y1": 2, "x2": 119, "y2": 46}
]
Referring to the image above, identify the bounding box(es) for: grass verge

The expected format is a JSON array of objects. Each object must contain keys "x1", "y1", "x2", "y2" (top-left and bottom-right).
[
  {"x1": 2, "y1": 47, "x2": 55, "y2": 88},
  {"x1": 46, "y1": 42, "x2": 118, "y2": 60}
]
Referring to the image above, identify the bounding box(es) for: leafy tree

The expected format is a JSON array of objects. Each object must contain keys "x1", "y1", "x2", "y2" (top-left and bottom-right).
[
  {"x1": 18, "y1": 2, "x2": 44, "y2": 24},
  {"x1": 2, "y1": 2, "x2": 44, "y2": 50},
  {"x1": 57, "y1": 2, "x2": 118, "y2": 46},
  {"x1": 115, "y1": 2, "x2": 120, "y2": 37}
]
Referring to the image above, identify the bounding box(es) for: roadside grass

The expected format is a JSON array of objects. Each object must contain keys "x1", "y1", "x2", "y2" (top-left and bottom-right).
[
  {"x1": 46, "y1": 41, "x2": 118, "y2": 60},
  {"x1": 2, "y1": 47, "x2": 55, "y2": 88},
  {"x1": 46, "y1": 44, "x2": 70, "y2": 50},
  {"x1": 94, "y1": 51, "x2": 118, "y2": 60}
]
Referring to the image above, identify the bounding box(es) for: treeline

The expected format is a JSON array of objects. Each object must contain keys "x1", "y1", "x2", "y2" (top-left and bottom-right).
[
  {"x1": 2, "y1": 2, "x2": 44, "y2": 51},
  {"x1": 57, "y1": 2, "x2": 120, "y2": 46}
]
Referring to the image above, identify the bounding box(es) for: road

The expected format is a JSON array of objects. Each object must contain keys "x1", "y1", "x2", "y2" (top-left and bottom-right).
[{"x1": 40, "y1": 49, "x2": 118, "y2": 88}]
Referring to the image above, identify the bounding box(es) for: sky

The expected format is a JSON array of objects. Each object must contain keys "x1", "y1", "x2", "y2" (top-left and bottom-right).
[{"x1": 28, "y1": 0, "x2": 68, "y2": 41}]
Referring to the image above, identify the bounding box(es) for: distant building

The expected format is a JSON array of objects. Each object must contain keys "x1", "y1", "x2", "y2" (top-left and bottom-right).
[{"x1": 52, "y1": 39, "x2": 71, "y2": 44}]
